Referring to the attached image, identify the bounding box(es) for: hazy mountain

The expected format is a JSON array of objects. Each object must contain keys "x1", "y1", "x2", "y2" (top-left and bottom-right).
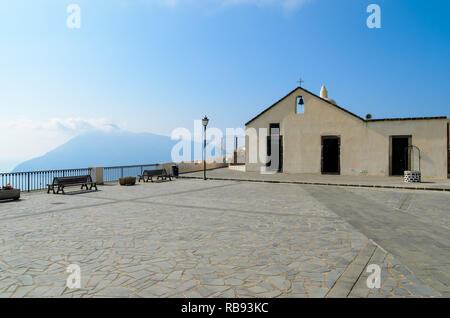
[{"x1": 12, "y1": 131, "x2": 205, "y2": 172}]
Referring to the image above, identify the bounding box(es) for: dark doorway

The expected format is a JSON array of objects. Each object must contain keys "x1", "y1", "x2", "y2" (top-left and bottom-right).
[
  {"x1": 321, "y1": 136, "x2": 340, "y2": 174},
  {"x1": 391, "y1": 136, "x2": 411, "y2": 176},
  {"x1": 266, "y1": 124, "x2": 283, "y2": 172}
]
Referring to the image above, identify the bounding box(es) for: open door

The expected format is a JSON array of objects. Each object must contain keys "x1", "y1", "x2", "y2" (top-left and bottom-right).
[
  {"x1": 266, "y1": 124, "x2": 283, "y2": 172},
  {"x1": 321, "y1": 136, "x2": 340, "y2": 175},
  {"x1": 390, "y1": 136, "x2": 412, "y2": 176}
]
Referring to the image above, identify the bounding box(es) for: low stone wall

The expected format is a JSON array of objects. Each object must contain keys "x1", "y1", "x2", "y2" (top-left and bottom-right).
[
  {"x1": 228, "y1": 165, "x2": 246, "y2": 172},
  {"x1": 173, "y1": 162, "x2": 228, "y2": 174},
  {"x1": 90, "y1": 162, "x2": 228, "y2": 183}
]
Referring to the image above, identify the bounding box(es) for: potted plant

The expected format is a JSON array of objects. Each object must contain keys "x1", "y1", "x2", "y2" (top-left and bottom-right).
[
  {"x1": 0, "y1": 184, "x2": 20, "y2": 201},
  {"x1": 119, "y1": 176, "x2": 136, "y2": 186}
]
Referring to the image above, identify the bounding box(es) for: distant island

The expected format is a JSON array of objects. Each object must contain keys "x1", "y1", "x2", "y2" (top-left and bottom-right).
[{"x1": 12, "y1": 131, "x2": 208, "y2": 172}]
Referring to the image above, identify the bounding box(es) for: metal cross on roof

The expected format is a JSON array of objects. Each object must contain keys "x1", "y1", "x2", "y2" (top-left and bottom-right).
[{"x1": 297, "y1": 78, "x2": 304, "y2": 87}]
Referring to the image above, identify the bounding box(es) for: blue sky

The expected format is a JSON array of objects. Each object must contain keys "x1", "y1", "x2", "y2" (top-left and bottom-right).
[{"x1": 0, "y1": 0, "x2": 449, "y2": 171}]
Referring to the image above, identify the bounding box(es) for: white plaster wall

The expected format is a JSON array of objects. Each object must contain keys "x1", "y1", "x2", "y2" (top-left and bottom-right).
[{"x1": 367, "y1": 120, "x2": 448, "y2": 178}]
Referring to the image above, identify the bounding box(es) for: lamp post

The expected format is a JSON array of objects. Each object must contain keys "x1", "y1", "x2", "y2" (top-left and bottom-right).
[{"x1": 202, "y1": 115, "x2": 209, "y2": 180}]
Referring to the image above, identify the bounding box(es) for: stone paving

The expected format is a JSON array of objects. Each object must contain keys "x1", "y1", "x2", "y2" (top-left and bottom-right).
[
  {"x1": 347, "y1": 187, "x2": 450, "y2": 230},
  {"x1": 0, "y1": 179, "x2": 445, "y2": 297},
  {"x1": 181, "y1": 168, "x2": 450, "y2": 191}
]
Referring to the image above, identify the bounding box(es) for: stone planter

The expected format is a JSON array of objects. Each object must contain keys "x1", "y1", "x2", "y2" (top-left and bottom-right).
[
  {"x1": 119, "y1": 177, "x2": 136, "y2": 186},
  {"x1": 404, "y1": 171, "x2": 421, "y2": 183},
  {"x1": 0, "y1": 189, "x2": 21, "y2": 201}
]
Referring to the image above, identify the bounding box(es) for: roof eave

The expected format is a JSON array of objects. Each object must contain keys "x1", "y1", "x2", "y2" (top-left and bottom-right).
[
  {"x1": 244, "y1": 87, "x2": 447, "y2": 127},
  {"x1": 367, "y1": 116, "x2": 447, "y2": 122},
  {"x1": 245, "y1": 86, "x2": 364, "y2": 126}
]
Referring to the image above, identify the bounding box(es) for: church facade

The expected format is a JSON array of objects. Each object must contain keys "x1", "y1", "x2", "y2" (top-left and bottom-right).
[{"x1": 245, "y1": 86, "x2": 449, "y2": 179}]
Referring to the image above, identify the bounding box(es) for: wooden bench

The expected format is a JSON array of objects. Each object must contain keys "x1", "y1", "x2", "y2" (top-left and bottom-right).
[
  {"x1": 138, "y1": 169, "x2": 172, "y2": 183},
  {"x1": 47, "y1": 175, "x2": 98, "y2": 194}
]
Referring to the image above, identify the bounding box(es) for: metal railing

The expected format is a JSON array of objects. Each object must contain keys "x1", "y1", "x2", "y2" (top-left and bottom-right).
[
  {"x1": 0, "y1": 161, "x2": 210, "y2": 192},
  {"x1": 0, "y1": 168, "x2": 91, "y2": 192},
  {"x1": 103, "y1": 164, "x2": 161, "y2": 182},
  {"x1": 103, "y1": 162, "x2": 205, "y2": 181}
]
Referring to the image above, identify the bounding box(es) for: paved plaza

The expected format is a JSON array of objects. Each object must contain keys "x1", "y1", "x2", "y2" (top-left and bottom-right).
[
  {"x1": 182, "y1": 168, "x2": 450, "y2": 191},
  {"x1": 0, "y1": 176, "x2": 448, "y2": 298}
]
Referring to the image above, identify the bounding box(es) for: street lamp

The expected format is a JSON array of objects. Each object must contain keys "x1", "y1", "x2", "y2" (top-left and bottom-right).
[{"x1": 202, "y1": 115, "x2": 209, "y2": 180}]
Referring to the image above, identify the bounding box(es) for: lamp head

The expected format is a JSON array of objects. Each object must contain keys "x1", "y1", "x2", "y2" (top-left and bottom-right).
[{"x1": 202, "y1": 115, "x2": 209, "y2": 127}]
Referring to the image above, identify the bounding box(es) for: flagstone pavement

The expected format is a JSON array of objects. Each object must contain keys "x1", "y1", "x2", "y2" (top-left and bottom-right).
[{"x1": 0, "y1": 179, "x2": 446, "y2": 298}]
